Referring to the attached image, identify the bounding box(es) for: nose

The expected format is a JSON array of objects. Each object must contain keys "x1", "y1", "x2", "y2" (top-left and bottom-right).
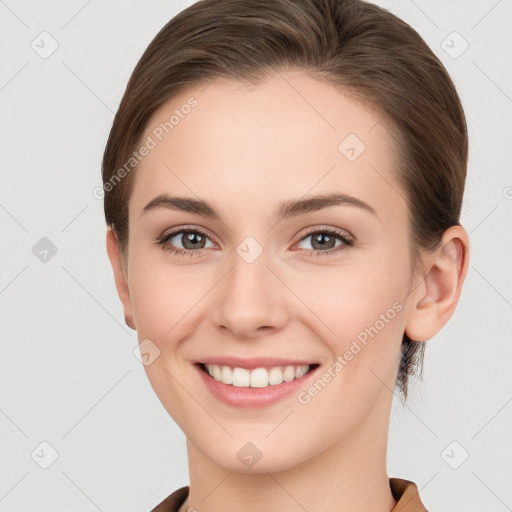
[{"x1": 210, "y1": 250, "x2": 289, "y2": 340}]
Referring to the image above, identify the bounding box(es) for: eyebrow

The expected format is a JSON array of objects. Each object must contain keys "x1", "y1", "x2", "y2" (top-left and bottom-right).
[{"x1": 141, "y1": 192, "x2": 377, "y2": 220}]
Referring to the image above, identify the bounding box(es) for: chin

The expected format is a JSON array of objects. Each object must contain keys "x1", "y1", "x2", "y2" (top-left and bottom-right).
[{"x1": 197, "y1": 434, "x2": 315, "y2": 475}]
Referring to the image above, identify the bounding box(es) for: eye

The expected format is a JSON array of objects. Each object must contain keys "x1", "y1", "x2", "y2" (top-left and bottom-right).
[
  {"x1": 155, "y1": 226, "x2": 215, "y2": 257},
  {"x1": 155, "y1": 225, "x2": 354, "y2": 258},
  {"x1": 294, "y1": 226, "x2": 354, "y2": 258}
]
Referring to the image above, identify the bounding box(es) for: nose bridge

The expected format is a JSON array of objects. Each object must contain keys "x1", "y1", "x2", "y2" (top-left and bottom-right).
[{"x1": 210, "y1": 237, "x2": 287, "y2": 336}]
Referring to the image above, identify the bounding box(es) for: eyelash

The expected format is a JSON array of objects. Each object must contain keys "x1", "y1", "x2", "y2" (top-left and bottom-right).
[{"x1": 155, "y1": 225, "x2": 355, "y2": 259}]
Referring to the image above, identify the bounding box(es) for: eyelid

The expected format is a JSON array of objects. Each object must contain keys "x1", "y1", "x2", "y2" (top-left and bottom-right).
[
  {"x1": 155, "y1": 224, "x2": 218, "y2": 249},
  {"x1": 295, "y1": 225, "x2": 354, "y2": 244},
  {"x1": 157, "y1": 224, "x2": 217, "y2": 241}
]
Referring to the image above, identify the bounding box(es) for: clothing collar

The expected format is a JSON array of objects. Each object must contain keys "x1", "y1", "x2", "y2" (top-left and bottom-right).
[{"x1": 150, "y1": 477, "x2": 428, "y2": 511}]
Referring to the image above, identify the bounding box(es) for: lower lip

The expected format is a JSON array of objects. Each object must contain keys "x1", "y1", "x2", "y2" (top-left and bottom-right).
[{"x1": 195, "y1": 364, "x2": 319, "y2": 408}]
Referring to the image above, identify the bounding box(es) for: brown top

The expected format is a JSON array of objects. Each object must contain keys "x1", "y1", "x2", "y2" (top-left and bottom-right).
[{"x1": 149, "y1": 477, "x2": 428, "y2": 511}]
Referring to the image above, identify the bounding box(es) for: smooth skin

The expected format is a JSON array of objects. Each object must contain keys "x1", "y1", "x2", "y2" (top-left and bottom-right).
[{"x1": 106, "y1": 70, "x2": 469, "y2": 512}]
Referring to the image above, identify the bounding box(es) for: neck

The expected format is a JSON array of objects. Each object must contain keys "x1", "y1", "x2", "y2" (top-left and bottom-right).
[{"x1": 181, "y1": 388, "x2": 397, "y2": 512}]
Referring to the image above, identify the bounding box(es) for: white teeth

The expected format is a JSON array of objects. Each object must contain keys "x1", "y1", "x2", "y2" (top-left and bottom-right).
[
  {"x1": 232, "y1": 367, "x2": 250, "y2": 387},
  {"x1": 283, "y1": 365, "x2": 295, "y2": 382},
  {"x1": 221, "y1": 365, "x2": 233, "y2": 385},
  {"x1": 250, "y1": 368, "x2": 268, "y2": 388},
  {"x1": 212, "y1": 365, "x2": 222, "y2": 382},
  {"x1": 204, "y1": 363, "x2": 311, "y2": 388},
  {"x1": 268, "y1": 367, "x2": 283, "y2": 385},
  {"x1": 295, "y1": 366, "x2": 306, "y2": 378}
]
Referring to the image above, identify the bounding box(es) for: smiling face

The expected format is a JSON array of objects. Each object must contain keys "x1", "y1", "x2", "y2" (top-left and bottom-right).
[{"x1": 114, "y1": 70, "x2": 421, "y2": 472}]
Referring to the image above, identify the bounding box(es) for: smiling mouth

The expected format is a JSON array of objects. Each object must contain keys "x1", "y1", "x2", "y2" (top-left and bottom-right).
[{"x1": 197, "y1": 362, "x2": 320, "y2": 388}]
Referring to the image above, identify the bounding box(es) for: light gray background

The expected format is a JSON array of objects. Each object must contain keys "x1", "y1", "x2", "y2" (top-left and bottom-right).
[{"x1": 1, "y1": 0, "x2": 511, "y2": 510}]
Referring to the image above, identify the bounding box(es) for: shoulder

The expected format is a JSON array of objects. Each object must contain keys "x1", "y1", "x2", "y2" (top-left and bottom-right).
[{"x1": 149, "y1": 485, "x2": 189, "y2": 512}]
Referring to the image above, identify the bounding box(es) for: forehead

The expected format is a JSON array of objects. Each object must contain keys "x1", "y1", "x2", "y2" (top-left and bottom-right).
[{"x1": 130, "y1": 70, "x2": 405, "y2": 224}]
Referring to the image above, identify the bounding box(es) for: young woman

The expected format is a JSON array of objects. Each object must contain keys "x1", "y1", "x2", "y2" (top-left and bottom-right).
[{"x1": 102, "y1": 0, "x2": 470, "y2": 510}]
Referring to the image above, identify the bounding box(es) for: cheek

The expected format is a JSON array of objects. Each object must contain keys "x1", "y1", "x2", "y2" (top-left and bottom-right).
[
  {"x1": 130, "y1": 266, "x2": 197, "y2": 340},
  {"x1": 301, "y1": 261, "x2": 409, "y2": 344},
  {"x1": 127, "y1": 246, "x2": 218, "y2": 363},
  {"x1": 127, "y1": 257, "x2": 207, "y2": 425},
  {"x1": 295, "y1": 274, "x2": 406, "y2": 433},
  {"x1": 294, "y1": 259, "x2": 409, "y2": 406}
]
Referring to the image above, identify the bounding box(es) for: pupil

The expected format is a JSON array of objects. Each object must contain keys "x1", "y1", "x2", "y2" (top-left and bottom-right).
[
  {"x1": 186, "y1": 232, "x2": 202, "y2": 248},
  {"x1": 314, "y1": 233, "x2": 334, "y2": 249}
]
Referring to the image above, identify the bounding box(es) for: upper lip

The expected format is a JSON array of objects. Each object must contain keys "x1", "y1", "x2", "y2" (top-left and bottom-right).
[{"x1": 195, "y1": 356, "x2": 317, "y2": 370}]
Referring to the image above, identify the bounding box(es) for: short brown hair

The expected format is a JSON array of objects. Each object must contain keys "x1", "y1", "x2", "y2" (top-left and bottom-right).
[{"x1": 102, "y1": 0, "x2": 468, "y2": 400}]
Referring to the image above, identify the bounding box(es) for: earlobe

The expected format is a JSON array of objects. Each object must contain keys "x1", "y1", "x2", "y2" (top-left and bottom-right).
[
  {"x1": 405, "y1": 225, "x2": 470, "y2": 342},
  {"x1": 105, "y1": 228, "x2": 136, "y2": 330}
]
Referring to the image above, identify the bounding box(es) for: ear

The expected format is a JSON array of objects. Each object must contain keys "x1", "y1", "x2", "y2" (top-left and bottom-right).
[
  {"x1": 106, "y1": 228, "x2": 136, "y2": 330},
  {"x1": 405, "y1": 225, "x2": 470, "y2": 342}
]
